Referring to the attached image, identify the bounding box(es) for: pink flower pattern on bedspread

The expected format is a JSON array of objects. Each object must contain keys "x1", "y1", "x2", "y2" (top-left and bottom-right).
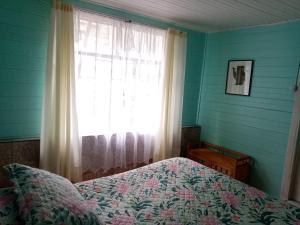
[
  {"x1": 4, "y1": 163, "x2": 102, "y2": 225},
  {"x1": 75, "y1": 157, "x2": 300, "y2": 224},
  {"x1": 0, "y1": 187, "x2": 22, "y2": 225}
]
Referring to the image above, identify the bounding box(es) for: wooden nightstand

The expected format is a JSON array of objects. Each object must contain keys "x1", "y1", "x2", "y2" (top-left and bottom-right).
[
  {"x1": 187, "y1": 142, "x2": 251, "y2": 183},
  {"x1": 180, "y1": 126, "x2": 201, "y2": 157}
]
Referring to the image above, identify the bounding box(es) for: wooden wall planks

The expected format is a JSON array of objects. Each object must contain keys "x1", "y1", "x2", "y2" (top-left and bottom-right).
[
  {"x1": 0, "y1": 0, "x2": 205, "y2": 139},
  {"x1": 0, "y1": 0, "x2": 51, "y2": 139},
  {"x1": 182, "y1": 30, "x2": 206, "y2": 125},
  {"x1": 0, "y1": 0, "x2": 298, "y2": 198},
  {"x1": 84, "y1": 0, "x2": 300, "y2": 32},
  {"x1": 198, "y1": 21, "x2": 300, "y2": 197}
]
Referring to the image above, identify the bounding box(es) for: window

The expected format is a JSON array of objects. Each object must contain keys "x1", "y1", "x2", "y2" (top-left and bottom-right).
[{"x1": 74, "y1": 10, "x2": 166, "y2": 136}]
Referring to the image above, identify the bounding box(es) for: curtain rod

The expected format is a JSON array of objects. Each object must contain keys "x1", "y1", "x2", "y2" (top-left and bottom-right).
[{"x1": 74, "y1": 6, "x2": 168, "y2": 31}]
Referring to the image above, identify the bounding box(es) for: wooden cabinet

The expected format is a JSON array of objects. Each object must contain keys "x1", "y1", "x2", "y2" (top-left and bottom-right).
[
  {"x1": 187, "y1": 142, "x2": 251, "y2": 183},
  {"x1": 180, "y1": 126, "x2": 201, "y2": 157}
]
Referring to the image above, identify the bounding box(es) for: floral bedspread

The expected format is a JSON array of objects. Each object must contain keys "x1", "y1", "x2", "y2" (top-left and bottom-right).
[{"x1": 75, "y1": 157, "x2": 300, "y2": 225}]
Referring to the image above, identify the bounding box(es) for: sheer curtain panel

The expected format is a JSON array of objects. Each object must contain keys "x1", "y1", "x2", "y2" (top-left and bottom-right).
[
  {"x1": 40, "y1": 2, "x2": 82, "y2": 182},
  {"x1": 154, "y1": 28, "x2": 187, "y2": 162},
  {"x1": 74, "y1": 10, "x2": 166, "y2": 172}
]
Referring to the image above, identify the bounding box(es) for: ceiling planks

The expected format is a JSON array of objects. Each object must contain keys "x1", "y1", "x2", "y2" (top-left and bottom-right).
[{"x1": 86, "y1": 0, "x2": 300, "y2": 32}]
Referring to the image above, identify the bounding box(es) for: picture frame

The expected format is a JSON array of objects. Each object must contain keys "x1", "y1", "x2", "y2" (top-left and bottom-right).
[{"x1": 225, "y1": 60, "x2": 254, "y2": 96}]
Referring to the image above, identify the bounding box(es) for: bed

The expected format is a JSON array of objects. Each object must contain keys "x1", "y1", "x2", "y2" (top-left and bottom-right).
[
  {"x1": 75, "y1": 157, "x2": 300, "y2": 224},
  {"x1": 1, "y1": 157, "x2": 300, "y2": 225}
]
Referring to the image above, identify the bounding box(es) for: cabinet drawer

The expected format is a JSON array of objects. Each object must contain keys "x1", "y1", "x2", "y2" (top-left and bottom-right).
[{"x1": 211, "y1": 162, "x2": 232, "y2": 176}]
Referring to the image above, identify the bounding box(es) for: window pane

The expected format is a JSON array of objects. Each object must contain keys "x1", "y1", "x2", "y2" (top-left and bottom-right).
[{"x1": 74, "y1": 10, "x2": 166, "y2": 135}]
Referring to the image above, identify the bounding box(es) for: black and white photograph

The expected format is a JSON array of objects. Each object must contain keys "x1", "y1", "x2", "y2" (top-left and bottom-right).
[{"x1": 225, "y1": 60, "x2": 254, "y2": 96}]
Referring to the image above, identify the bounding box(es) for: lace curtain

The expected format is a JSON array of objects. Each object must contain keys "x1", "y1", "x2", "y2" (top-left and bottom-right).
[{"x1": 74, "y1": 10, "x2": 166, "y2": 172}]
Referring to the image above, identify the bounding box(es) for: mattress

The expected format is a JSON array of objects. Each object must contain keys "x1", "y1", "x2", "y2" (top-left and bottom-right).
[{"x1": 75, "y1": 157, "x2": 300, "y2": 224}]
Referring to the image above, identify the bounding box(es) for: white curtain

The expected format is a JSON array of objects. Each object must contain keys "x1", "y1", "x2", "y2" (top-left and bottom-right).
[
  {"x1": 74, "y1": 10, "x2": 166, "y2": 172},
  {"x1": 154, "y1": 28, "x2": 187, "y2": 162},
  {"x1": 40, "y1": 2, "x2": 82, "y2": 182}
]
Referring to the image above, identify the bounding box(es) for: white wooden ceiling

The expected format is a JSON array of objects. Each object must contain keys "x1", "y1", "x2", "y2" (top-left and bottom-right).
[{"x1": 85, "y1": 0, "x2": 300, "y2": 32}]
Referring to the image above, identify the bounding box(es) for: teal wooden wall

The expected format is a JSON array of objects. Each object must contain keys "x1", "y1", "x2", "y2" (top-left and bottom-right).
[
  {"x1": 0, "y1": 0, "x2": 51, "y2": 139},
  {"x1": 1, "y1": 0, "x2": 297, "y2": 197},
  {"x1": 0, "y1": 0, "x2": 205, "y2": 139},
  {"x1": 198, "y1": 21, "x2": 300, "y2": 197},
  {"x1": 183, "y1": 31, "x2": 205, "y2": 125}
]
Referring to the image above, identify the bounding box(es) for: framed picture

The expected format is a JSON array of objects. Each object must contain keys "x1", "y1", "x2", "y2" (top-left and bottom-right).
[{"x1": 225, "y1": 60, "x2": 254, "y2": 96}]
